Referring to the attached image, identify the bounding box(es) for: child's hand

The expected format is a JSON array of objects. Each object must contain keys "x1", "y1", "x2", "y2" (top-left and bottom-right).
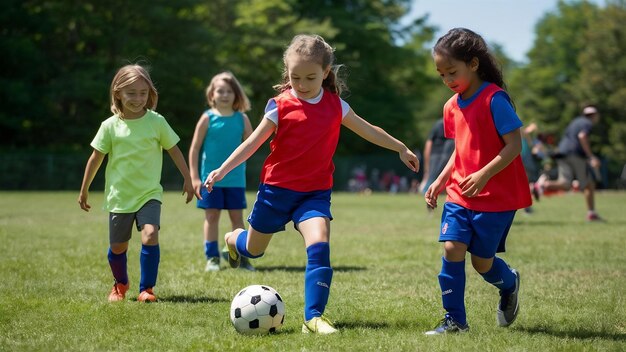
[
  {"x1": 204, "y1": 170, "x2": 224, "y2": 193},
  {"x1": 424, "y1": 183, "x2": 439, "y2": 209},
  {"x1": 459, "y1": 171, "x2": 488, "y2": 197},
  {"x1": 78, "y1": 192, "x2": 91, "y2": 212},
  {"x1": 192, "y1": 178, "x2": 204, "y2": 200},
  {"x1": 182, "y1": 178, "x2": 198, "y2": 203},
  {"x1": 400, "y1": 148, "x2": 420, "y2": 173}
]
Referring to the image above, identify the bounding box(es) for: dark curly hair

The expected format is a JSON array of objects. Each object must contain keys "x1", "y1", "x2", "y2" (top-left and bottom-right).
[{"x1": 433, "y1": 28, "x2": 506, "y2": 90}]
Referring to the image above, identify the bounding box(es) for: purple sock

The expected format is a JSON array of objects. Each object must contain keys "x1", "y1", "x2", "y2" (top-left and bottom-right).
[{"x1": 108, "y1": 249, "x2": 128, "y2": 285}]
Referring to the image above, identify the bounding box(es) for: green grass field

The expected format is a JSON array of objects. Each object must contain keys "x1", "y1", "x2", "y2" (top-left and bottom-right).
[{"x1": 1, "y1": 191, "x2": 625, "y2": 351}]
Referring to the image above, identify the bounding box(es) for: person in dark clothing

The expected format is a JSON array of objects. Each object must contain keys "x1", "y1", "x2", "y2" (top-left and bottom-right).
[{"x1": 538, "y1": 106, "x2": 604, "y2": 221}]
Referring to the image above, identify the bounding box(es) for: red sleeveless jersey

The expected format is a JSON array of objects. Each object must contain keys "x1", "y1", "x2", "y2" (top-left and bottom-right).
[
  {"x1": 260, "y1": 90, "x2": 343, "y2": 192},
  {"x1": 443, "y1": 83, "x2": 531, "y2": 211}
]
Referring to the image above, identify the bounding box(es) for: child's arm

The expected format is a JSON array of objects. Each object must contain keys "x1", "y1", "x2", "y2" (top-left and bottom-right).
[
  {"x1": 459, "y1": 128, "x2": 522, "y2": 197},
  {"x1": 167, "y1": 145, "x2": 201, "y2": 203},
  {"x1": 205, "y1": 118, "x2": 276, "y2": 192},
  {"x1": 78, "y1": 150, "x2": 105, "y2": 212},
  {"x1": 424, "y1": 149, "x2": 455, "y2": 209},
  {"x1": 188, "y1": 113, "x2": 209, "y2": 198},
  {"x1": 342, "y1": 109, "x2": 419, "y2": 172}
]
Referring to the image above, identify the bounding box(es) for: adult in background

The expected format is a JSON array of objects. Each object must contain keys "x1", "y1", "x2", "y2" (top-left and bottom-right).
[
  {"x1": 419, "y1": 118, "x2": 455, "y2": 195},
  {"x1": 538, "y1": 105, "x2": 604, "y2": 221}
]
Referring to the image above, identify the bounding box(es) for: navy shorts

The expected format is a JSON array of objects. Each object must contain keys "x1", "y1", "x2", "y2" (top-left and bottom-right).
[
  {"x1": 109, "y1": 199, "x2": 161, "y2": 244},
  {"x1": 439, "y1": 202, "x2": 516, "y2": 258},
  {"x1": 197, "y1": 187, "x2": 247, "y2": 210},
  {"x1": 247, "y1": 184, "x2": 333, "y2": 234}
]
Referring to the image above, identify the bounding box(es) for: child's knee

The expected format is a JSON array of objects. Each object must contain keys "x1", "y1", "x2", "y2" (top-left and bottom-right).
[
  {"x1": 205, "y1": 209, "x2": 221, "y2": 223},
  {"x1": 443, "y1": 241, "x2": 467, "y2": 261},
  {"x1": 471, "y1": 255, "x2": 494, "y2": 273},
  {"x1": 110, "y1": 242, "x2": 129, "y2": 254},
  {"x1": 141, "y1": 225, "x2": 159, "y2": 245}
]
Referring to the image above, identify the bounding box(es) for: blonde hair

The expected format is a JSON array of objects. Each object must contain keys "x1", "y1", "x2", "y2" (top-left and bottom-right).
[
  {"x1": 110, "y1": 64, "x2": 158, "y2": 118},
  {"x1": 274, "y1": 34, "x2": 347, "y2": 96},
  {"x1": 205, "y1": 71, "x2": 251, "y2": 112}
]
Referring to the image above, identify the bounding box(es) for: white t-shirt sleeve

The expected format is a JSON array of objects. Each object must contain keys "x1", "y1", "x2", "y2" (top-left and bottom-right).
[
  {"x1": 263, "y1": 99, "x2": 279, "y2": 125},
  {"x1": 340, "y1": 98, "x2": 350, "y2": 118},
  {"x1": 263, "y1": 95, "x2": 351, "y2": 126}
]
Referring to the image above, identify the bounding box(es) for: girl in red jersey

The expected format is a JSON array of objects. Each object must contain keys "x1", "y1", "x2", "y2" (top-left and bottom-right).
[
  {"x1": 205, "y1": 34, "x2": 419, "y2": 334},
  {"x1": 424, "y1": 28, "x2": 531, "y2": 335}
]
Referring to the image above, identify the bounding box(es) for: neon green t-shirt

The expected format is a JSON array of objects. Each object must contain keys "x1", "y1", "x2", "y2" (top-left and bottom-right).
[{"x1": 91, "y1": 110, "x2": 180, "y2": 213}]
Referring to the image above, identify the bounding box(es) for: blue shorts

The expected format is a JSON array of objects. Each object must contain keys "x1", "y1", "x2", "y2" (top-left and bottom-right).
[
  {"x1": 247, "y1": 184, "x2": 333, "y2": 234},
  {"x1": 439, "y1": 202, "x2": 516, "y2": 258},
  {"x1": 197, "y1": 187, "x2": 247, "y2": 210}
]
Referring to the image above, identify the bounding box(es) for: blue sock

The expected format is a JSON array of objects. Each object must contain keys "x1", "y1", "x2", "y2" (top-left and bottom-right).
[
  {"x1": 438, "y1": 257, "x2": 467, "y2": 326},
  {"x1": 304, "y1": 242, "x2": 332, "y2": 321},
  {"x1": 107, "y1": 249, "x2": 128, "y2": 285},
  {"x1": 235, "y1": 230, "x2": 264, "y2": 258},
  {"x1": 139, "y1": 244, "x2": 160, "y2": 292},
  {"x1": 480, "y1": 256, "x2": 516, "y2": 292},
  {"x1": 204, "y1": 240, "x2": 219, "y2": 259}
]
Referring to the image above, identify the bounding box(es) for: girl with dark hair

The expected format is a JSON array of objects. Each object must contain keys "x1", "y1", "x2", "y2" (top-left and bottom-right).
[{"x1": 424, "y1": 28, "x2": 531, "y2": 334}]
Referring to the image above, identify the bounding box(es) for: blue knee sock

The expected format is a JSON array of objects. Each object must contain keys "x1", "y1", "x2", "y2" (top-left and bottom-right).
[
  {"x1": 438, "y1": 257, "x2": 466, "y2": 326},
  {"x1": 304, "y1": 242, "x2": 333, "y2": 321},
  {"x1": 480, "y1": 256, "x2": 516, "y2": 292},
  {"x1": 108, "y1": 249, "x2": 128, "y2": 285},
  {"x1": 139, "y1": 244, "x2": 160, "y2": 292},
  {"x1": 204, "y1": 240, "x2": 219, "y2": 259},
  {"x1": 235, "y1": 230, "x2": 264, "y2": 258}
]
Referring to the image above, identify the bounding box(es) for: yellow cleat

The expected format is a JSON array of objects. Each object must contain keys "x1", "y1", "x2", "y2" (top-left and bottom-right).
[
  {"x1": 302, "y1": 316, "x2": 338, "y2": 334},
  {"x1": 224, "y1": 232, "x2": 240, "y2": 268}
]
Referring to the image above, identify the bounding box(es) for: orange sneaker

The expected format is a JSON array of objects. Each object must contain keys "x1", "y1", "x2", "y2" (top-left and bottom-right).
[
  {"x1": 137, "y1": 288, "x2": 157, "y2": 302},
  {"x1": 108, "y1": 282, "x2": 129, "y2": 302}
]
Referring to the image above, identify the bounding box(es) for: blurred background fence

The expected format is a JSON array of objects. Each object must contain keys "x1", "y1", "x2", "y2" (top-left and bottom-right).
[{"x1": 0, "y1": 151, "x2": 422, "y2": 192}]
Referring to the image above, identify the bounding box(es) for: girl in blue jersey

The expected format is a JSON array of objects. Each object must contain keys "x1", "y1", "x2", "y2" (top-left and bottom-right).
[
  {"x1": 424, "y1": 28, "x2": 531, "y2": 334},
  {"x1": 79, "y1": 64, "x2": 198, "y2": 302},
  {"x1": 189, "y1": 72, "x2": 255, "y2": 272}
]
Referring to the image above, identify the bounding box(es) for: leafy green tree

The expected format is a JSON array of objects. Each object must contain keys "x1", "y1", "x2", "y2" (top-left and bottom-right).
[
  {"x1": 509, "y1": 0, "x2": 625, "y2": 184},
  {"x1": 1, "y1": 0, "x2": 217, "y2": 151},
  {"x1": 285, "y1": 0, "x2": 436, "y2": 154},
  {"x1": 509, "y1": 0, "x2": 599, "y2": 133}
]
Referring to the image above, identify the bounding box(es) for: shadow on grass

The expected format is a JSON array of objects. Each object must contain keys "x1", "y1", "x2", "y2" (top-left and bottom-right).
[
  {"x1": 518, "y1": 325, "x2": 626, "y2": 341},
  {"x1": 254, "y1": 265, "x2": 366, "y2": 273},
  {"x1": 157, "y1": 295, "x2": 230, "y2": 304},
  {"x1": 335, "y1": 320, "x2": 390, "y2": 330}
]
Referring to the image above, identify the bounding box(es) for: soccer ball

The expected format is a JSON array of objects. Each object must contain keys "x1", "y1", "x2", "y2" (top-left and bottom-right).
[{"x1": 230, "y1": 285, "x2": 285, "y2": 334}]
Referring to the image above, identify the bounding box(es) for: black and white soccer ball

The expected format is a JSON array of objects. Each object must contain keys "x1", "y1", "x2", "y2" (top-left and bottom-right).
[{"x1": 230, "y1": 285, "x2": 285, "y2": 334}]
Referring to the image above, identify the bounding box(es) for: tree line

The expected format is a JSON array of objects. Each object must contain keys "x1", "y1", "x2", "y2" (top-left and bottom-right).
[{"x1": 1, "y1": 0, "x2": 624, "y2": 186}]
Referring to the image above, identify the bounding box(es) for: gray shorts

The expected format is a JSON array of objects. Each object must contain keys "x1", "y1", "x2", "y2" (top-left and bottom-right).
[
  {"x1": 109, "y1": 199, "x2": 161, "y2": 244},
  {"x1": 557, "y1": 154, "x2": 591, "y2": 189}
]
